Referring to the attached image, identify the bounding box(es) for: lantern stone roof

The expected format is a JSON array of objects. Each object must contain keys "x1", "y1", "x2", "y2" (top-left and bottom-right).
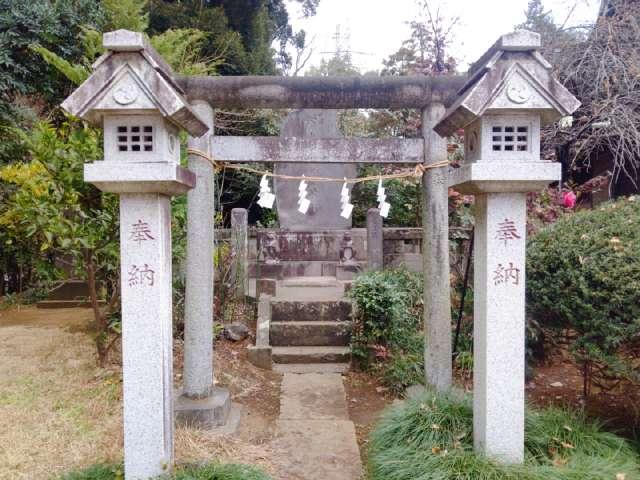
[
  {"x1": 434, "y1": 30, "x2": 580, "y2": 137},
  {"x1": 61, "y1": 30, "x2": 208, "y2": 137}
]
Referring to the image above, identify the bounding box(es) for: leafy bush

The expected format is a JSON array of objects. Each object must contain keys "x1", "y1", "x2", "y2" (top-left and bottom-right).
[
  {"x1": 527, "y1": 197, "x2": 640, "y2": 395},
  {"x1": 59, "y1": 463, "x2": 271, "y2": 480},
  {"x1": 368, "y1": 389, "x2": 640, "y2": 480},
  {"x1": 352, "y1": 166, "x2": 421, "y2": 227},
  {"x1": 0, "y1": 0, "x2": 105, "y2": 104},
  {"x1": 349, "y1": 269, "x2": 424, "y2": 393}
]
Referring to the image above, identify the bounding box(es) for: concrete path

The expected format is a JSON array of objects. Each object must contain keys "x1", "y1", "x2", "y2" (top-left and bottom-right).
[{"x1": 270, "y1": 373, "x2": 363, "y2": 480}]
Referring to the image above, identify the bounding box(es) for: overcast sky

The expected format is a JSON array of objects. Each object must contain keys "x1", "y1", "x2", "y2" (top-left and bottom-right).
[{"x1": 286, "y1": 0, "x2": 600, "y2": 74}]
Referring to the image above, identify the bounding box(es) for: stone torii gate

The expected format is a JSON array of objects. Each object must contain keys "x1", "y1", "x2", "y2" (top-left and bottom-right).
[{"x1": 61, "y1": 29, "x2": 578, "y2": 479}]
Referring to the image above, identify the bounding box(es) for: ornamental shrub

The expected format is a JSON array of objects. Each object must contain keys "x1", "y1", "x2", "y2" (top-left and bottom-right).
[
  {"x1": 349, "y1": 269, "x2": 424, "y2": 393},
  {"x1": 526, "y1": 196, "x2": 640, "y2": 395}
]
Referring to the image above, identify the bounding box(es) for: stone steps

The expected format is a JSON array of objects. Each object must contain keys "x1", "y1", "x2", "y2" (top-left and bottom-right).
[
  {"x1": 255, "y1": 278, "x2": 354, "y2": 369},
  {"x1": 272, "y1": 346, "x2": 351, "y2": 364},
  {"x1": 271, "y1": 300, "x2": 351, "y2": 322},
  {"x1": 280, "y1": 276, "x2": 340, "y2": 287},
  {"x1": 36, "y1": 299, "x2": 104, "y2": 309},
  {"x1": 270, "y1": 321, "x2": 351, "y2": 347},
  {"x1": 273, "y1": 363, "x2": 350, "y2": 374}
]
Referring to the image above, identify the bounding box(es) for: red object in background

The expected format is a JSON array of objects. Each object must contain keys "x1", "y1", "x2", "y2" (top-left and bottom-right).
[{"x1": 563, "y1": 191, "x2": 577, "y2": 209}]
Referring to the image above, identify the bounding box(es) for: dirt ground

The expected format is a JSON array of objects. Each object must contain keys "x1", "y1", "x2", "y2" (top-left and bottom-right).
[
  {"x1": 2, "y1": 306, "x2": 636, "y2": 480},
  {"x1": 343, "y1": 371, "x2": 394, "y2": 466},
  {"x1": 526, "y1": 349, "x2": 640, "y2": 440},
  {"x1": 0, "y1": 306, "x2": 282, "y2": 480}
]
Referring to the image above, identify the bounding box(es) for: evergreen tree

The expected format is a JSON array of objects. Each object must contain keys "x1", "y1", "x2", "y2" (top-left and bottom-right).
[
  {"x1": 517, "y1": 0, "x2": 561, "y2": 51},
  {"x1": 147, "y1": 0, "x2": 318, "y2": 75}
]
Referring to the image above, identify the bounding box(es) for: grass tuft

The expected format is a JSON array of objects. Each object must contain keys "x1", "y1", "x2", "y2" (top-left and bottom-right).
[
  {"x1": 368, "y1": 389, "x2": 640, "y2": 480},
  {"x1": 174, "y1": 463, "x2": 271, "y2": 480},
  {"x1": 59, "y1": 463, "x2": 123, "y2": 480},
  {"x1": 58, "y1": 463, "x2": 271, "y2": 480}
]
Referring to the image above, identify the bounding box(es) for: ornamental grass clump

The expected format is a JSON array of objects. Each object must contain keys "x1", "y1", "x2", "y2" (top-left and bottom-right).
[
  {"x1": 368, "y1": 389, "x2": 640, "y2": 480},
  {"x1": 526, "y1": 196, "x2": 640, "y2": 395}
]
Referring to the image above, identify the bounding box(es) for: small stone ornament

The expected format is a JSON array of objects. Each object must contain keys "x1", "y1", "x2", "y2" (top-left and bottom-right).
[
  {"x1": 257, "y1": 174, "x2": 275, "y2": 209},
  {"x1": 377, "y1": 179, "x2": 391, "y2": 218},
  {"x1": 340, "y1": 180, "x2": 354, "y2": 219},
  {"x1": 297, "y1": 177, "x2": 310, "y2": 214}
]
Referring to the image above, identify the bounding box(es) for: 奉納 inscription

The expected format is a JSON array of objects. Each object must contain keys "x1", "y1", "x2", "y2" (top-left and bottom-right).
[
  {"x1": 130, "y1": 219, "x2": 154, "y2": 245},
  {"x1": 493, "y1": 262, "x2": 520, "y2": 286},
  {"x1": 495, "y1": 218, "x2": 521, "y2": 247},
  {"x1": 127, "y1": 264, "x2": 155, "y2": 287}
]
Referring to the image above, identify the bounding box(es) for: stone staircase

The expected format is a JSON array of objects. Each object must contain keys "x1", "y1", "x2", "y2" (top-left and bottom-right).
[{"x1": 249, "y1": 277, "x2": 353, "y2": 373}]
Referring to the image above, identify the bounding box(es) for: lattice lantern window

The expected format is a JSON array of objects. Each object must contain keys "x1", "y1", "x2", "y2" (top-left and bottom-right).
[
  {"x1": 104, "y1": 114, "x2": 180, "y2": 164},
  {"x1": 491, "y1": 125, "x2": 529, "y2": 152},
  {"x1": 116, "y1": 125, "x2": 154, "y2": 152},
  {"x1": 464, "y1": 114, "x2": 540, "y2": 163}
]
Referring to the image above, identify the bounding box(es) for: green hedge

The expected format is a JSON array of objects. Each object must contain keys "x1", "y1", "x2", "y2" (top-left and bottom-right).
[
  {"x1": 368, "y1": 389, "x2": 640, "y2": 479},
  {"x1": 526, "y1": 197, "x2": 640, "y2": 391}
]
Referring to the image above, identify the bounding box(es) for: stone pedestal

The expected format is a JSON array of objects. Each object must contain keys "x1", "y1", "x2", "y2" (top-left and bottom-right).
[
  {"x1": 175, "y1": 387, "x2": 232, "y2": 427},
  {"x1": 120, "y1": 193, "x2": 174, "y2": 479},
  {"x1": 450, "y1": 159, "x2": 559, "y2": 465},
  {"x1": 366, "y1": 208, "x2": 383, "y2": 271},
  {"x1": 473, "y1": 192, "x2": 526, "y2": 463},
  {"x1": 231, "y1": 208, "x2": 249, "y2": 299},
  {"x1": 422, "y1": 103, "x2": 453, "y2": 392}
]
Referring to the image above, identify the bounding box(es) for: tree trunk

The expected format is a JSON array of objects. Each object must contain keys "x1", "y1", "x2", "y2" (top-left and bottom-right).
[
  {"x1": 85, "y1": 249, "x2": 108, "y2": 366},
  {"x1": 582, "y1": 359, "x2": 592, "y2": 398}
]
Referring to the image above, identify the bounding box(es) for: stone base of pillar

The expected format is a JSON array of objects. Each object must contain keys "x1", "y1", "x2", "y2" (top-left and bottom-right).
[{"x1": 174, "y1": 387, "x2": 240, "y2": 432}]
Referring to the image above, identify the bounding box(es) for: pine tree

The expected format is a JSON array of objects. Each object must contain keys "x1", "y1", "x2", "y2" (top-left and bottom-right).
[{"x1": 518, "y1": 0, "x2": 558, "y2": 42}]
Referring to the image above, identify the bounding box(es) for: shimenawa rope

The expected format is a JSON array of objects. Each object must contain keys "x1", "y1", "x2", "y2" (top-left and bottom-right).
[{"x1": 186, "y1": 148, "x2": 449, "y2": 184}]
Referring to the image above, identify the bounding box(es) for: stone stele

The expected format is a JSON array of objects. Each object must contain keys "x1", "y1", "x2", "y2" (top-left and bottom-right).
[{"x1": 274, "y1": 109, "x2": 357, "y2": 230}]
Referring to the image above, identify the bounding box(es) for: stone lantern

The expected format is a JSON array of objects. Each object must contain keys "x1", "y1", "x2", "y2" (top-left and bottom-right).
[
  {"x1": 435, "y1": 30, "x2": 580, "y2": 464},
  {"x1": 62, "y1": 30, "x2": 207, "y2": 193},
  {"x1": 61, "y1": 30, "x2": 208, "y2": 479}
]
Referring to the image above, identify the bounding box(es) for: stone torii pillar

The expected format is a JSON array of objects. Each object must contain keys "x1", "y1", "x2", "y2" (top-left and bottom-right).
[
  {"x1": 422, "y1": 102, "x2": 453, "y2": 392},
  {"x1": 177, "y1": 101, "x2": 234, "y2": 430},
  {"x1": 182, "y1": 101, "x2": 215, "y2": 400},
  {"x1": 61, "y1": 30, "x2": 209, "y2": 478},
  {"x1": 435, "y1": 30, "x2": 580, "y2": 463}
]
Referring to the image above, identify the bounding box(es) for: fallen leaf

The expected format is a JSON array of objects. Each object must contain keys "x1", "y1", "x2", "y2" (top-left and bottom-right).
[{"x1": 553, "y1": 456, "x2": 568, "y2": 467}]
